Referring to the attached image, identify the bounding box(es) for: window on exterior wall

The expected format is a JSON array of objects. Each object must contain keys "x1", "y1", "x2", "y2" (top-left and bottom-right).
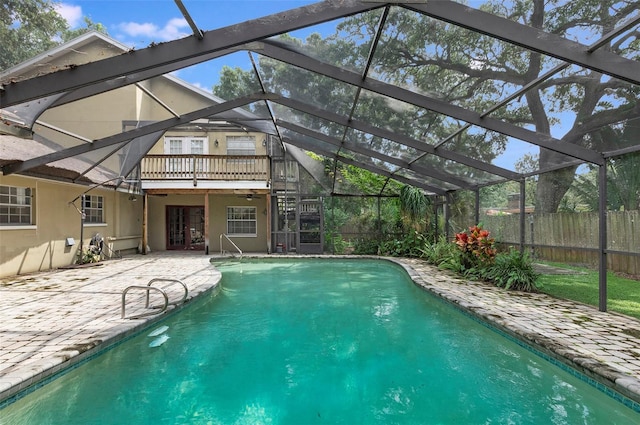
[
  {"x1": 0, "y1": 185, "x2": 33, "y2": 226},
  {"x1": 227, "y1": 136, "x2": 256, "y2": 165},
  {"x1": 227, "y1": 206, "x2": 257, "y2": 236},
  {"x1": 83, "y1": 195, "x2": 104, "y2": 224},
  {"x1": 226, "y1": 136, "x2": 256, "y2": 155},
  {"x1": 164, "y1": 136, "x2": 208, "y2": 154},
  {"x1": 163, "y1": 136, "x2": 208, "y2": 173}
]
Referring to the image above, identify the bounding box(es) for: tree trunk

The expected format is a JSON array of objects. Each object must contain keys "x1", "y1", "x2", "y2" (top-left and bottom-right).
[{"x1": 535, "y1": 149, "x2": 579, "y2": 213}]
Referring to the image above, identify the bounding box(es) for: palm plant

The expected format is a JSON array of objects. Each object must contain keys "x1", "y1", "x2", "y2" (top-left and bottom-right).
[{"x1": 399, "y1": 185, "x2": 428, "y2": 230}]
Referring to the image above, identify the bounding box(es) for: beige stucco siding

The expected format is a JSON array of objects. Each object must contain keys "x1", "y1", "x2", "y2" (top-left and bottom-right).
[
  {"x1": 146, "y1": 193, "x2": 268, "y2": 253},
  {"x1": 0, "y1": 175, "x2": 142, "y2": 277}
]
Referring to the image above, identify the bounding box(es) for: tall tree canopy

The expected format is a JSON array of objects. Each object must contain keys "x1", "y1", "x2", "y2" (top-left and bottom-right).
[
  {"x1": 213, "y1": 0, "x2": 638, "y2": 212},
  {"x1": 1, "y1": 0, "x2": 107, "y2": 71}
]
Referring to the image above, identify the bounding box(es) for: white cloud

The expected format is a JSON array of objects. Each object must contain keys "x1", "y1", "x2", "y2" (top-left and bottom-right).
[
  {"x1": 118, "y1": 22, "x2": 160, "y2": 38},
  {"x1": 116, "y1": 18, "x2": 189, "y2": 42},
  {"x1": 55, "y1": 3, "x2": 83, "y2": 28}
]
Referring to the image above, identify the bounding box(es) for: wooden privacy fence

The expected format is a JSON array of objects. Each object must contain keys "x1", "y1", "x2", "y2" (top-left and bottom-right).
[{"x1": 482, "y1": 211, "x2": 640, "y2": 275}]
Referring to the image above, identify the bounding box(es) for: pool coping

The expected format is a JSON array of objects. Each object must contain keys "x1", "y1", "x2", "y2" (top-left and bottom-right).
[{"x1": 2, "y1": 253, "x2": 640, "y2": 412}]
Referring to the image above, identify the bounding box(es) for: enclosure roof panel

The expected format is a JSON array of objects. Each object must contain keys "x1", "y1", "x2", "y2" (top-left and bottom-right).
[{"x1": 1, "y1": 0, "x2": 638, "y2": 193}]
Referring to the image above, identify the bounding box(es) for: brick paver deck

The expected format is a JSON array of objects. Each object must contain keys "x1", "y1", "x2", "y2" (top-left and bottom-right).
[
  {"x1": 1, "y1": 254, "x2": 640, "y2": 409},
  {"x1": 0, "y1": 253, "x2": 220, "y2": 403}
]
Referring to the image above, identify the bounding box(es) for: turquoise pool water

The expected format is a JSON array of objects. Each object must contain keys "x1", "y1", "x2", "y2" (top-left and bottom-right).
[{"x1": 3, "y1": 258, "x2": 639, "y2": 424}]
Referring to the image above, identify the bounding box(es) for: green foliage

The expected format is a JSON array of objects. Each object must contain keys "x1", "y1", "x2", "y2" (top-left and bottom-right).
[
  {"x1": 60, "y1": 17, "x2": 108, "y2": 43},
  {"x1": 420, "y1": 229, "x2": 539, "y2": 292},
  {"x1": 454, "y1": 225, "x2": 497, "y2": 274},
  {"x1": 419, "y1": 237, "x2": 464, "y2": 273},
  {"x1": 485, "y1": 249, "x2": 540, "y2": 292},
  {"x1": 213, "y1": 65, "x2": 261, "y2": 101},
  {"x1": 378, "y1": 230, "x2": 427, "y2": 257},
  {"x1": 352, "y1": 237, "x2": 380, "y2": 255},
  {"x1": 1, "y1": 1, "x2": 108, "y2": 71},
  {"x1": 77, "y1": 246, "x2": 101, "y2": 265},
  {"x1": 339, "y1": 163, "x2": 396, "y2": 195},
  {"x1": 325, "y1": 234, "x2": 348, "y2": 254},
  {"x1": 1, "y1": 0, "x2": 68, "y2": 69},
  {"x1": 399, "y1": 185, "x2": 428, "y2": 230},
  {"x1": 571, "y1": 151, "x2": 640, "y2": 212}
]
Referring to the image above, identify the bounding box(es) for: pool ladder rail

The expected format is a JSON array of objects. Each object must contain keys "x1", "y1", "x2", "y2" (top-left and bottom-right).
[
  {"x1": 220, "y1": 233, "x2": 243, "y2": 258},
  {"x1": 121, "y1": 278, "x2": 189, "y2": 320}
]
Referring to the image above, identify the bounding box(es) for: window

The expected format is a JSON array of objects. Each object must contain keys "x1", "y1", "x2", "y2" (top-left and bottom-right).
[
  {"x1": 0, "y1": 185, "x2": 33, "y2": 226},
  {"x1": 227, "y1": 206, "x2": 257, "y2": 236},
  {"x1": 163, "y1": 136, "x2": 208, "y2": 173},
  {"x1": 226, "y1": 136, "x2": 256, "y2": 156},
  {"x1": 83, "y1": 195, "x2": 104, "y2": 224},
  {"x1": 164, "y1": 136, "x2": 208, "y2": 154}
]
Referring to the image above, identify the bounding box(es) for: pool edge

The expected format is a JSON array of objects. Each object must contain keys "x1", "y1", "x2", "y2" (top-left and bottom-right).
[
  {"x1": 387, "y1": 257, "x2": 640, "y2": 412},
  {"x1": 0, "y1": 258, "x2": 222, "y2": 407},
  {"x1": 3, "y1": 254, "x2": 640, "y2": 413}
]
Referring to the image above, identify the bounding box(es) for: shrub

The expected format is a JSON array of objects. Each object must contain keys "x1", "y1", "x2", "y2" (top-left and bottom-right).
[
  {"x1": 454, "y1": 224, "x2": 496, "y2": 278},
  {"x1": 352, "y1": 237, "x2": 380, "y2": 255},
  {"x1": 420, "y1": 237, "x2": 464, "y2": 273},
  {"x1": 78, "y1": 246, "x2": 101, "y2": 264},
  {"x1": 379, "y1": 230, "x2": 427, "y2": 257},
  {"x1": 455, "y1": 224, "x2": 496, "y2": 265},
  {"x1": 485, "y1": 249, "x2": 540, "y2": 292},
  {"x1": 326, "y1": 234, "x2": 348, "y2": 254}
]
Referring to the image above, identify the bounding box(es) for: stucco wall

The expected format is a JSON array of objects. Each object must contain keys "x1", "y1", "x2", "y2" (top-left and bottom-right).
[
  {"x1": 146, "y1": 193, "x2": 268, "y2": 253},
  {"x1": 0, "y1": 175, "x2": 143, "y2": 278}
]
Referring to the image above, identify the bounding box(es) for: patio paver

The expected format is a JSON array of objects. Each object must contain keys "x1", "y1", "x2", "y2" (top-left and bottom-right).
[{"x1": 0, "y1": 253, "x2": 221, "y2": 403}]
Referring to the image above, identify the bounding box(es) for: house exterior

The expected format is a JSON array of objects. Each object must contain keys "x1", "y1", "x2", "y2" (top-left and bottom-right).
[{"x1": 0, "y1": 32, "x2": 276, "y2": 277}]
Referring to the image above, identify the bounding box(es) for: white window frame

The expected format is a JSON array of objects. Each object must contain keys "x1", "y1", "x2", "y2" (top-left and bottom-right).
[
  {"x1": 83, "y1": 195, "x2": 104, "y2": 224},
  {"x1": 226, "y1": 206, "x2": 257, "y2": 237},
  {"x1": 0, "y1": 185, "x2": 33, "y2": 227},
  {"x1": 226, "y1": 136, "x2": 256, "y2": 164},
  {"x1": 163, "y1": 136, "x2": 209, "y2": 155},
  {"x1": 163, "y1": 136, "x2": 209, "y2": 173}
]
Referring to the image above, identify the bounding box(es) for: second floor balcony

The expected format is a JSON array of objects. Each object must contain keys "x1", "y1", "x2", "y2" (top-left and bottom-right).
[{"x1": 141, "y1": 155, "x2": 269, "y2": 182}]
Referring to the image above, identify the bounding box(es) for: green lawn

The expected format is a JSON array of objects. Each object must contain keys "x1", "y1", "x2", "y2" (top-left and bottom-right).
[{"x1": 538, "y1": 264, "x2": 640, "y2": 320}]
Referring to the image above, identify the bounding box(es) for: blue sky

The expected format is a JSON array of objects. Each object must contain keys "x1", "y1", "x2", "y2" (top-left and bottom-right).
[{"x1": 55, "y1": 0, "x2": 319, "y2": 90}]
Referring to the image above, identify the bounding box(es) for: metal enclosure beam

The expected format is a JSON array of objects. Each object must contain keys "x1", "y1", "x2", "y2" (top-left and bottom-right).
[
  {"x1": 272, "y1": 96, "x2": 519, "y2": 181},
  {"x1": 256, "y1": 41, "x2": 604, "y2": 164},
  {"x1": 519, "y1": 179, "x2": 526, "y2": 254},
  {"x1": 404, "y1": 1, "x2": 640, "y2": 85},
  {"x1": 598, "y1": 163, "x2": 608, "y2": 312},
  {"x1": 0, "y1": 1, "x2": 382, "y2": 106},
  {"x1": 281, "y1": 136, "x2": 445, "y2": 195},
  {"x1": 276, "y1": 119, "x2": 470, "y2": 189},
  {"x1": 474, "y1": 189, "x2": 480, "y2": 225},
  {"x1": 2, "y1": 94, "x2": 273, "y2": 175}
]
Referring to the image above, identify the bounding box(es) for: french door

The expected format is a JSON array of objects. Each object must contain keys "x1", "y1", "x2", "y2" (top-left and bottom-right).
[{"x1": 166, "y1": 206, "x2": 205, "y2": 250}]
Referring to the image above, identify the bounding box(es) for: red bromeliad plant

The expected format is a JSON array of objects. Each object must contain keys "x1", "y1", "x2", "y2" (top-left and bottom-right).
[{"x1": 455, "y1": 225, "x2": 496, "y2": 267}]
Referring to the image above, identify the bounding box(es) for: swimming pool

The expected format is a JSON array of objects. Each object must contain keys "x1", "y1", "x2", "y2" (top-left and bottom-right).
[{"x1": 2, "y1": 258, "x2": 639, "y2": 424}]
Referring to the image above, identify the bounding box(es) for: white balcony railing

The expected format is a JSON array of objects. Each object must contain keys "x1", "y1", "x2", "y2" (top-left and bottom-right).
[{"x1": 141, "y1": 155, "x2": 269, "y2": 181}]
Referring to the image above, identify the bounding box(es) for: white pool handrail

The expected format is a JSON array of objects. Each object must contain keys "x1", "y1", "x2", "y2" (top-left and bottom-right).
[{"x1": 220, "y1": 233, "x2": 243, "y2": 258}]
